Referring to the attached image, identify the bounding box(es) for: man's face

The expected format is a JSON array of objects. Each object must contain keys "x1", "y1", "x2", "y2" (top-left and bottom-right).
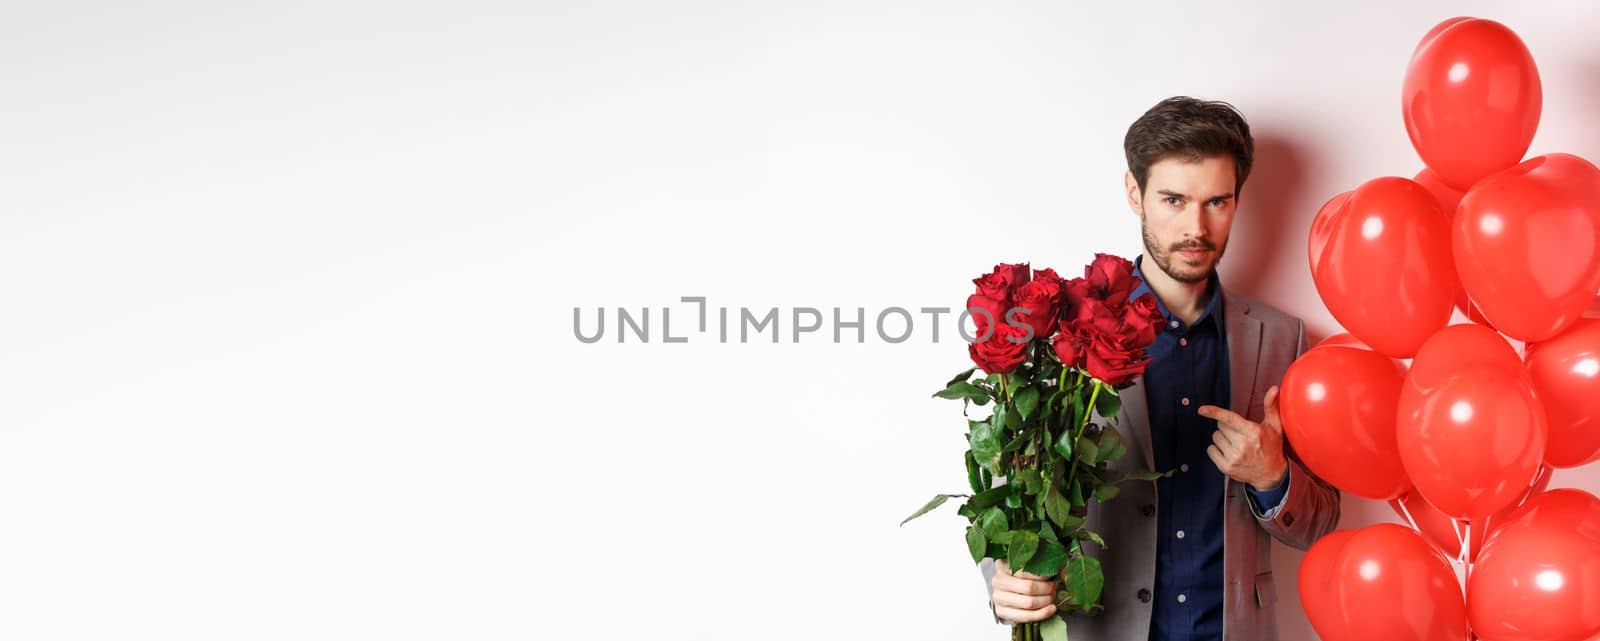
[{"x1": 1125, "y1": 155, "x2": 1238, "y2": 284}]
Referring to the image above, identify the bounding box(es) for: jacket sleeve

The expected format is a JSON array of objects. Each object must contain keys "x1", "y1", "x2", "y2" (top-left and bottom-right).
[
  {"x1": 1247, "y1": 320, "x2": 1341, "y2": 550},
  {"x1": 980, "y1": 557, "x2": 1004, "y2": 624}
]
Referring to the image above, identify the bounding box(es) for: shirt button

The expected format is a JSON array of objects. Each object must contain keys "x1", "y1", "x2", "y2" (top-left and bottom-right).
[
  {"x1": 1177, "y1": 594, "x2": 1187, "y2": 604},
  {"x1": 1180, "y1": 464, "x2": 1190, "y2": 473},
  {"x1": 1179, "y1": 337, "x2": 1188, "y2": 347},
  {"x1": 1169, "y1": 320, "x2": 1179, "y2": 329},
  {"x1": 1180, "y1": 397, "x2": 1191, "y2": 406},
  {"x1": 1176, "y1": 530, "x2": 1186, "y2": 539}
]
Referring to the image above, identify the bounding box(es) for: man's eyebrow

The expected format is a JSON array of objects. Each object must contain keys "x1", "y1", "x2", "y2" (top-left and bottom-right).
[
  {"x1": 1156, "y1": 189, "x2": 1189, "y2": 199},
  {"x1": 1207, "y1": 192, "x2": 1236, "y2": 201}
]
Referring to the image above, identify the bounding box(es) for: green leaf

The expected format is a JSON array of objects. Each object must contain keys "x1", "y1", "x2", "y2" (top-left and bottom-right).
[
  {"x1": 1094, "y1": 387, "x2": 1122, "y2": 419},
  {"x1": 901, "y1": 493, "x2": 961, "y2": 525},
  {"x1": 969, "y1": 420, "x2": 1003, "y2": 474},
  {"x1": 1019, "y1": 469, "x2": 1044, "y2": 495},
  {"x1": 1044, "y1": 484, "x2": 1072, "y2": 528},
  {"x1": 1069, "y1": 479, "x2": 1085, "y2": 508},
  {"x1": 1075, "y1": 434, "x2": 1098, "y2": 465},
  {"x1": 1061, "y1": 555, "x2": 1104, "y2": 613},
  {"x1": 1094, "y1": 483, "x2": 1120, "y2": 502},
  {"x1": 966, "y1": 525, "x2": 987, "y2": 564},
  {"x1": 965, "y1": 451, "x2": 983, "y2": 493},
  {"x1": 946, "y1": 367, "x2": 977, "y2": 389},
  {"x1": 1125, "y1": 468, "x2": 1176, "y2": 482},
  {"x1": 1053, "y1": 434, "x2": 1074, "y2": 461},
  {"x1": 978, "y1": 507, "x2": 1008, "y2": 539},
  {"x1": 1015, "y1": 386, "x2": 1041, "y2": 419},
  {"x1": 1023, "y1": 540, "x2": 1069, "y2": 577},
  {"x1": 1001, "y1": 431, "x2": 1028, "y2": 453},
  {"x1": 1037, "y1": 519, "x2": 1058, "y2": 543},
  {"x1": 1004, "y1": 405, "x2": 1021, "y2": 430},
  {"x1": 1096, "y1": 428, "x2": 1129, "y2": 464},
  {"x1": 1007, "y1": 531, "x2": 1040, "y2": 572},
  {"x1": 1040, "y1": 614, "x2": 1068, "y2": 641},
  {"x1": 1057, "y1": 514, "x2": 1085, "y2": 530},
  {"x1": 1080, "y1": 529, "x2": 1107, "y2": 550},
  {"x1": 969, "y1": 485, "x2": 1011, "y2": 510},
  {"x1": 1005, "y1": 490, "x2": 1024, "y2": 509},
  {"x1": 934, "y1": 380, "x2": 990, "y2": 405}
]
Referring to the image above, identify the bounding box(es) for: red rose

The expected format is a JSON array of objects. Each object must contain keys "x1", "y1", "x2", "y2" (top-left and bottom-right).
[
  {"x1": 1072, "y1": 296, "x2": 1123, "y2": 337},
  {"x1": 1123, "y1": 294, "x2": 1164, "y2": 347},
  {"x1": 1052, "y1": 324, "x2": 1086, "y2": 369},
  {"x1": 966, "y1": 293, "x2": 1008, "y2": 339},
  {"x1": 1011, "y1": 277, "x2": 1062, "y2": 340},
  {"x1": 1085, "y1": 253, "x2": 1139, "y2": 305},
  {"x1": 1032, "y1": 267, "x2": 1066, "y2": 289},
  {"x1": 970, "y1": 322, "x2": 1030, "y2": 375},
  {"x1": 974, "y1": 263, "x2": 1031, "y2": 302},
  {"x1": 1084, "y1": 333, "x2": 1149, "y2": 386}
]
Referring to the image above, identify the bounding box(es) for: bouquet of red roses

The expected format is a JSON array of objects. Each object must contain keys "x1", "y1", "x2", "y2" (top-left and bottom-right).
[{"x1": 902, "y1": 254, "x2": 1167, "y2": 641}]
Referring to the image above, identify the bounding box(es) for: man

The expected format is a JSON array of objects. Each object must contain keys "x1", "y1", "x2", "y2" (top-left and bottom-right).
[{"x1": 979, "y1": 97, "x2": 1341, "y2": 641}]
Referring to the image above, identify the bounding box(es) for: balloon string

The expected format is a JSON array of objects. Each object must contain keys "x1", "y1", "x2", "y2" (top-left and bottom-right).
[
  {"x1": 1395, "y1": 497, "x2": 1421, "y2": 533},
  {"x1": 1450, "y1": 517, "x2": 1465, "y2": 560}
]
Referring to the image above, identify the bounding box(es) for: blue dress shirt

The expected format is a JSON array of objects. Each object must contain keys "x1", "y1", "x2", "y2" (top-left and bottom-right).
[{"x1": 1129, "y1": 255, "x2": 1288, "y2": 641}]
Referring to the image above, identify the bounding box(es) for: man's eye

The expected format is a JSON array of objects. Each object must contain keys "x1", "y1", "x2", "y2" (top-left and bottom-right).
[
  {"x1": 1166, "y1": 197, "x2": 1181, "y2": 206},
  {"x1": 1209, "y1": 199, "x2": 1226, "y2": 207}
]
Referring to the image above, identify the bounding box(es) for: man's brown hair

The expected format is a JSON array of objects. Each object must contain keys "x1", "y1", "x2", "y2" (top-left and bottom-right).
[{"x1": 1124, "y1": 96, "x2": 1254, "y2": 195}]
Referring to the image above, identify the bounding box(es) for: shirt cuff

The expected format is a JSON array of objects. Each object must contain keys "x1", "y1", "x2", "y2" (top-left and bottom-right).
[{"x1": 1246, "y1": 463, "x2": 1291, "y2": 515}]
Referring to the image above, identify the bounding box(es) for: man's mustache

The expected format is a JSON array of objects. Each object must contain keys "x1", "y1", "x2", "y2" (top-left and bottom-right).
[{"x1": 1170, "y1": 241, "x2": 1216, "y2": 252}]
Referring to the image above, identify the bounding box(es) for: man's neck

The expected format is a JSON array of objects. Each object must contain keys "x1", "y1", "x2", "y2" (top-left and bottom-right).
[{"x1": 1142, "y1": 258, "x2": 1213, "y2": 326}]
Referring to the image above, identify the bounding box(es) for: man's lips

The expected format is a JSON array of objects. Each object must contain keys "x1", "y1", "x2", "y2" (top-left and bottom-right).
[{"x1": 1176, "y1": 248, "x2": 1210, "y2": 260}]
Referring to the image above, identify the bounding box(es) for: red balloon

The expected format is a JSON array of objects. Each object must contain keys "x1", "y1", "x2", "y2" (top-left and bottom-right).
[
  {"x1": 1299, "y1": 529, "x2": 1358, "y2": 641},
  {"x1": 1403, "y1": 17, "x2": 1541, "y2": 191},
  {"x1": 1308, "y1": 190, "x2": 1352, "y2": 275},
  {"x1": 1280, "y1": 345, "x2": 1410, "y2": 500},
  {"x1": 1524, "y1": 319, "x2": 1600, "y2": 467},
  {"x1": 1405, "y1": 324, "x2": 1522, "y2": 395},
  {"x1": 1390, "y1": 491, "x2": 1482, "y2": 560},
  {"x1": 1397, "y1": 362, "x2": 1547, "y2": 520},
  {"x1": 1413, "y1": 167, "x2": 1495, "y2": 325},
  {"x1": 1414, "y1": 168, "x2": 1466, "y2": 217},
  {"x1": 1390, "y1": 465, "x2": 1549, "y2": 561},
  {"x1": 1469, "y1": 489, "x2": 1600, "y2": 641},
  {"x1": 1311, "y1": 332, "x2": 1369, "y2": 351},
  {"x1": 1311, "y1": 177, "x2": 1457, "y2": 358},
  {"x1": 1454, "y1": 153, "x2": 1600, "y2": 342},
  {"x1": 1302, "y1": 524, "x2": 1468, "y2": 641}
]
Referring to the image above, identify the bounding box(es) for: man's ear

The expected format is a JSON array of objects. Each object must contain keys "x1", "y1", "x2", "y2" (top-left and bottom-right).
[{"x1": 1124, "y1": 170, "x2": 1143, "y2": 217}]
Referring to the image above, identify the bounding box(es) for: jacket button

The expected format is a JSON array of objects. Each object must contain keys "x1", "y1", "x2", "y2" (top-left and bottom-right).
[
  {"x1": 1141, "y1": 504, "x2": 1155, "y2": 517},
  {"x1": 1137, "y1": 589, "x2": 1152, "y2": 603}
]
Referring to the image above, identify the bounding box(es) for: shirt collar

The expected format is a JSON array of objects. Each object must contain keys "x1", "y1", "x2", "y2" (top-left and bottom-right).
[{"x1": 1130, "y1": 254, "x2": 1226, "y2": 336}]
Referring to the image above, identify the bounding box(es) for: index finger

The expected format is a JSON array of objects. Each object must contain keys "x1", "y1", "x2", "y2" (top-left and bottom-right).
[{"x1": 1199, "y1": 404, "x2": 1256, "y2": 435}]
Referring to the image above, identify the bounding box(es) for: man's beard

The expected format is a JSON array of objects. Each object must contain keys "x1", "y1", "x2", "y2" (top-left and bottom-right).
[{"x1": 1141, "y1": 216, "x2": 1225, "y2": 284}]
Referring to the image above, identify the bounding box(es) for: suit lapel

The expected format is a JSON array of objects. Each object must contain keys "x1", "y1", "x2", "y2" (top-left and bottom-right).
[
  {"x1": 1224, "y1": 291, "x2": 1263, "y2": 419},
  {"x1": 1121, "y1": 375, "x2": 1154, "y2": 472}
]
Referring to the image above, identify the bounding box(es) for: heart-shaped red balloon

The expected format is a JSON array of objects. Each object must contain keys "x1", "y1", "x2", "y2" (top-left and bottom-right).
[
  {"x1": 1455, "y1": 153, "x2": 1600, "y2": 342},
  {"x1": 1280, "y1": 344, "x2": 1410, "y2": 500},
  {"x1": 1470, "y1": 489, "x2": 1600, "y2": 641},
  {"x1": 1311, "y1": 177, "x2": 1457, "y2": 358},
  {"x1": 1524, "y1": 318, "x2": 1600, "y2": 468}
]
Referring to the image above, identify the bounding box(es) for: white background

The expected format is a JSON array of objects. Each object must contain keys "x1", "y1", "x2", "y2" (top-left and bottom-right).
[{"x1": 4, "y1": 1, "x2": 1600, "y2": 639}]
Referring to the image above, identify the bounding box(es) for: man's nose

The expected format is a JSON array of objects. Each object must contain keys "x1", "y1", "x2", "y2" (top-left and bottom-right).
[{"x1": 1177, "y1": 202, "x2": 1207, "y2": 239}]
